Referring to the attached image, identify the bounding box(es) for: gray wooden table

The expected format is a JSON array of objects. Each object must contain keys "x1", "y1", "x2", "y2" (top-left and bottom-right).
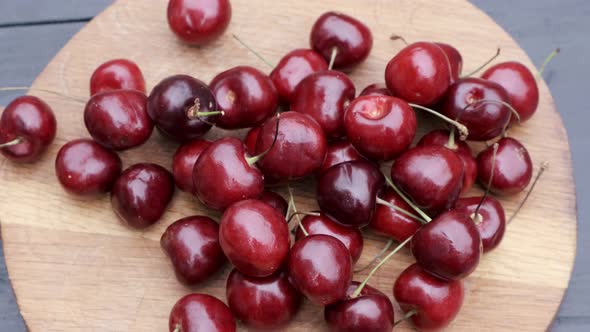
[{"x1": 0, "y1": 1, "x2": 588, "y2": 331}]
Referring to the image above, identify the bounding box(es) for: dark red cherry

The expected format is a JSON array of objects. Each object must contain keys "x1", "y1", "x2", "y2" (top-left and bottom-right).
[
  {"x1": 167, "y1": 0, "x2": 232, "y2": 46},
  {"x1": 270, "y1": 49, "x2": 328, "y2": 103},
  {"x1": 318, "y1": 139, "x2": 366, "y2": 175},
  {"x1": 359, "y1": 83, "x2": 393, "y2": 97},
  {"x1": 291, "y1": 70, "x2": 355, "y2": 138},
  {"x1": 148, "y1": 75, "x2": 217, "y2": 143},
  {"x1": 226, "y1": 269, "x2": 302, "y2": 330},
  {"x1": 90, "y1": 59, "x2": 146, "y2": 96},
  {"x1": 172, "y1": 139, "x2": 211, "y2": 193},
  {"x1": 210, "y1": 66, "x2": 278, "y2": 130},
  {"x1": 310, "y1": 12, "x2": 373, "y2": 70},
  {"x1": 244, "y1": 126, "x2": 261, "y2": 155},
  {"x1": 439, "y1": 77, "x2": 512, "y2": 141},
  {"x1": 169, "y1": 293, "x2": 235, "y2": 332},
  {"x1": 295, "y1": 213, "x2": 364, "y2": 264},
  {"x1": 477, "y1": 137, "x2": 533, "y2": 195},
  {"x1": 55, "y1": 139, "x2": 122, "y2": 197},
  {"x1": 193, "y1": 137, "x2": 264, "y2": 210},
  {"x1": 481, "y1": 61, "x2": 539, "y2": 122},
  {"x1": 111, "y1": 163, "x2": 174, "y2": 229},
  {"x1": 385, "y1": 42, "x2": 452, "y2": 105},
  {"x1": 325, "y1": 282, "x2": 394, "y2": 332},
  {"x1": 436, "y1": 43, "x2": 463, "y2": 81},
  {"x1": 255, "y1": 112, "x2": 327, "y2": 180},
  {"x1": 369, "y1": 188, "x2": 421, "y2": 242},
  {"x1": 84, "y1": 90, "x2": 152, "y2": 151},
  {"x1": 288, "y1": 234, "x2": 352, "y2": 305},
  {"x1": 344, "y1": 95, "x2": 416, "y2": 161},
  {"x1": 391, "y1": 145, "x2": 464, "y2": 214},
  {"x1": 219, "y1": 199, "x2": 289, "y2": 277},
  {"x1": 0, "y1": 96, "x2": 56, "y2": 163},
  {"x1": 317, "y1": 160, "x2": 384, "y2": 228},
  {"x1": 161, "y1": 216, "x2": 226, "y2": 285},
  {"x1": 394, "y1": 263, "x2": 464, "y2": 331},
  {"x1": 411, "y1": 210, "x2": 482, "y2": 281},
  {"x1": 259, "y1": 191, "x2": 288, "y2": 216},
  {"x1": 454, "y1": 196, "x2": 506, "y2": 253}
]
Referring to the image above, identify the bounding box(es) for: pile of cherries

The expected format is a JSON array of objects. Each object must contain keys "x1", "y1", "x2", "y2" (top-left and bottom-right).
[{"x1": 0, "y1": 0, "x2": 553, "y2": 331}]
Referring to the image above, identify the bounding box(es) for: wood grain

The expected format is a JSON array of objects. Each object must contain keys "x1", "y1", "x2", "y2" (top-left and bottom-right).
[{"x1": 0, "y1": 0, "x2": 576, "y2": 331}]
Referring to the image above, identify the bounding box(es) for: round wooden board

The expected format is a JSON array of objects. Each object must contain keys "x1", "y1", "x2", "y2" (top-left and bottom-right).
[{"x1": 0, "y1": 0, "x2": 576, "y2": 331}]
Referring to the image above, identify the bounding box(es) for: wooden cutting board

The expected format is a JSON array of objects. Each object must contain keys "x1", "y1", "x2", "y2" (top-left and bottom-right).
[{"x1": 0, "y1": 0, "x2": 576, "y2": 331}]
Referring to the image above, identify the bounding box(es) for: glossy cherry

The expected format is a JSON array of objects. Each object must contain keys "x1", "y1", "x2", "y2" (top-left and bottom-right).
[
  {"x1": 344, "y1": 95, "x2": 416, "y2": 161},
  {"x1": 210, "y1": 66, "x2": 278, "y2": 129},
  {"x1": 161, "y1": 216, "x2": 226, "y2": 285},
  {"x1": 310, "y1": 12, "x2": 373, "y2": 70},
  {"x1": 0, "y1": 95, "x2": 56, "y2": 163},
  {"x1": 169, "y1": 293, "x2": 235, "y2": 332},
  {"x1": 167, "y1": 0, "x2": 232, "y2": 46},
  {"x1": 111, "y1": 163, "x2": 174, "y2": 229},
  {"x1": 454, "y1": 196, "x2": 506, "y2": 253},
  {"x1": 226, "y1": 269, "x2": 302, "y2": 330},
  {"x1": 436, "y1": 42, "x2": 463, "y2": 81},
  {"x1": 219, "y1": 199, "x2": 289, "y2": 277},
  {"x1": 55, "y1": 139, "x2": 122, "y2": 197},
  {"x1": 172, "y1": 139, "x2": 211, "y2": 193},
  {"x1": 90, "y1": 59, "x2": 146, "y2": 96},
  {"x1": 291, "y1": 70, "x2": 355, "y2": 138},
  {"x1": 369, "y1": 188, "x2": 421, "y2": 242},
  {"x1": 259, "y1": 191, "x2": 288, "y2": 216},
  {"x1": 394, "y1": 263, "x2": 464, "y2": 331},
  {"x1": 270, "y1": 49, "x2": 328, "y2": 103},
  {"x1": 359, "y1": 83, "x2": 393, "y2": 97},
  {"x1": 244, "y1": 126, "x2": 260, "y2": 155},
  {"x1": 477, "y1": 137, "x2": 533, "y2": 195},
  {"x1": 318, "y1": 139, "x2": 366, "y2": 175}
]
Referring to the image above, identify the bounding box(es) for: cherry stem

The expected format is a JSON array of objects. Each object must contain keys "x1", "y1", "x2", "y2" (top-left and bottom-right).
[
  {"x1": 393, "y1": 309, "x2": 417, "y2": 327},
  {"x1": 246, "y1": 112, "x2": 280, "y2": 166},
  {"x1": 462, "y1": 99, "x2": 521, "y2": 136},
  {"x1": 446, "y1": 128, "x2": 457, "y2": 150},
  {"x1": 354, "y1": 239, "x2": 393, "y2": 273},
  {"x1": 432, "y1": 43, "x2": 453, "y2": 84},
  {"x1": 232, "y1": 34, "x2": 274, "y2": 69},
  {"x1": 376, "y1": 197, "x2": 428, "y2": 225},
  {"x1": 473, "y1": 143, "x2": 499, "y2": 221},
  {"x1": 287, "y1": 184, "x2": 308, "y2": 236},
  {"x1": 389, "y1": 34, "x2": 408, "y2": 45},
  {"x1": 351, "y1": 235, "x2": 413, "y2": 298},
  {"x1": 328, "y1": 47, "x2": 338, "y2": 70},
  {"x1": 0, "y1": 137, "x2": 23, "y2": 148},
  {"x1": 508, "y1": 162, "x2": 549, "y2": 224},
  {"x1": 409, "y1": 103, "x2": 469, "y2": 139},
  {"x1": 0, "y1": 87, "x2": 86, "y2": 103},
  {"x1": 462, "y1": 47, "x2": 502, "y2": 78},
  {"x1": 173, "y1": 325, "x2": 181, "y2": 332},
  {"x1": 384, "y1": 176, "x2": 432, "y2": 223},
  {"x1": 536, "y1": 48, "x2": 560, "y2": 81}
]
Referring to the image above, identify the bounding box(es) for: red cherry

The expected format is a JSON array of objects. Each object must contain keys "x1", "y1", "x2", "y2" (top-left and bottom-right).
[
  {"x1": 270, "y1": 49, "x2": 328, "y2": 103},
  {"x1": 210, "y1": 66, "x2": 278, "y2": 129},
  {"x1": 435, "y1": 43, "x2": 463, "y2": 81},
  {"x1": 295, "y1": 213, "x2": 364, "y2": 264},
  {"x1": 161, "y1": 216, "x2": 226, "y2": 285},
  {"x1": 89, "y1": 59, "x2": 146, "y2": 96},
  {"x1": 172, "y1": 139, "x2": 211, "y2": 193},
  {"x1": 394, "y1": 263, "x2": 464, "y2": 331},
  {"x1": 344, "y1": 95, "x2": 416, "y2": 161},
  {"x1": 244, "y1": 126, "x2": 260, "y2": 155},
  {"x1": 288, "y1": 234, "x2": 352, "y2": 305},
  {"x1": 111, "y1": 163, "x2": 174, "y2": 229},
  {"x1": 481, "y1": 61, "x2": 539, "y2": 122},
  {"x1": 369, "y1": 189, "x2": 421, "y2": 242},
  {"x1": 55, "y1": 139, "x2": 122, "y2": 197},
  {"x1": 167, "y1": 0, "x2": 232, "y2": 46},
  {"x1": 258, "y1": 191, "x2": 288, "y2": 216},
  {"x1": 169, "y1": 293, "x2": 235, "y2": 332},
  {"x1": 219, "y1": 199, "x2": 290, "y2": 277},
  {"x1": 477, "y1": 137, "x2": 533, "y2": 195},
  {"x1": 226, "y1": 269, "x2": 302, "y2": 329},
  {"x1": 385, "y1": 42, "x2": 452, "y2": 105},
  {"x1": 359, "y1": 83, "x2": 393, "y2": 97},
  {"x1": 454, "y1": 196, "x2": 506, "y2": 253},
  {"x1": 310, "y1": 12, "x2": 373, "y2": 70},
  {"x1": 318, "y1": 139, "x2": 366, "y2": 176},
  {"x1": 0, "y1": 96, "x2": 56, "y2": 163}
]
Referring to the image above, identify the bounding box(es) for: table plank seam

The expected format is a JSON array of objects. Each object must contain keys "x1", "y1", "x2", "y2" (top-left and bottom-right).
[{"x1": 0, "y1": 18, "x2": 92, "y2": 29}]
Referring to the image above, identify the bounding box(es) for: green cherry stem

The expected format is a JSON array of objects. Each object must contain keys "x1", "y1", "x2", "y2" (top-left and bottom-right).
[
  {"x1": 0, "y1": 137, "x2": 23, "y2": 148},
  {"x1": 508, "y1": 162, "x2": 549, "y2": 224},
  {"x1": 384, "y1": 176, "x2": 432, "y2": 223},
  {"x1": 393, "y1": 309, "x2": 418, "y2": 327},
  {"x1": 462, "y1": 47, "x2": 502, "y2": 78},
  {"x1": 354, "y1": 239, "x2": 393, "y2": 273},
  {"x1": 536, "y1": 48, "x2": 561, "y2": 81},
  {"x1": 472, "y1": 143, "x2": 498, "y2": 223},
  {"x1": 446, "y1": 128, "x2": 457, "y2": 150},
  {"x1": 287, "y1": 184, "x2": 309, "y2": 236},
  {"x1": 232, "y1": 34, "x2": 274, "y2": 69},
  {"x1": 245, "y1": 112, "x2": 280, "y2": 166},
  {"x1": 328, "y1": 47, "x2": 338, "y2": 70},
  {"x1": 376, "y1": 197, "x2": 428, "y2": 225},
  {"x1": 409, "y1": 103, "x2": 469, "y2": 139}
]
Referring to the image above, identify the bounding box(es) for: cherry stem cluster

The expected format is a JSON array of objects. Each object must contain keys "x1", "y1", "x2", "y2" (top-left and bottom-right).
[
  {"x1": 409, "y1": 103, "x2": 469, "y2": 139},
  {"x1": 384, "y1": 176, "x2": 432, "y2": 223},
  {"x1": 232, "y1": 34, "x2": 274, "y2": 69},
  {"x1": 0, "y1": 87, "x2": 86, "y2": 103},
  {"x1": 462, "y1": 47, "x2": 502, "y2": 78},
  {"x1": 0, "y1": 137, "x2": 23, "y2": 148},
  {"x1": 508, "y1": 162, "x2": 549, "y2": 224}
]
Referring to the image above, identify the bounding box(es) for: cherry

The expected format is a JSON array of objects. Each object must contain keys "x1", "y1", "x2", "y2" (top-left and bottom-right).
[
  {"x1": 259, "y1": 191, "x2": 288, "y2": 216},
  {"x1": 89, "y1": 59, "x2": 146, "y2": 96},
  {"x1": 394, "y1": 263, "x2": 464, "y2": 331},
  {"x1": 244, "y1": 126, "x2": 260, "y2": 155},
  {"x1": 219, "y1": 199, "x2": 289, "y2": 277},
  {"x1": 477, "y1": 137, "x2": 533, "y2": 195},
  {"x1": 295, "y1": 213, "x2": 364, "y2": 264},
  {"x1": 270, "y1": 49, "x2": 328, "y2": 103},
  {"x1": 344, "y1": 95, "x2": 416, "y2": 161},
  {"x1": 369, "y1": 188, "x2": 421, "y2": 243},
  {"x1": 317, "y1": 160, "x2": 384, "y2": 228},
  {"x1": 148, "y1": 75, "x2": 218, "y2": 143},
  {"x1": 0, "y1": 95, "x2": 56, "y2": 163},
  {"x1": 310, "y1": 12, "x2": 373, "y2": 70},
  {"x1": 391, "y1": 145, "x2": 464, "y2": 214},
  {"x1": 288, "y1": 234, "x2": 352, "y2": 305},
  {"x1": 436, "y1": 42, "x2": 463, "y2": 81},
  {"x1": 172, "y1": 139, "x2": 211, "y2": 193},
  {"x1": 226, "y1": 269, "x2": 302, "y2": 330},
  {"x1": 55, "y1": 139, "x2": 122, "y2": 197},
  {"x1": 359, "y1": 83, "x2": 393, "y2": 97},
  {"x1": 167, "y1": 0, "x2": 232, "y2": 46},
  {"x1": 161, "y1": 216, "x2": 226, "y2": 285},
  {"x1": 169, "y1": 293, "x2": 235, "y2": 332},
  {"x1": 210, "y1": 66, "x2": 278, "y2": 130},
  {"x1": 318, "y1": 139, "x2": 366, "y2": 175},
  {"x1": 255, "y1": 112, "x2": 327, "y2": 180},
  {"x1": 454, "y1": 196, "x2": 506, "y2": 253},
  {"x1": 481, "y1": 61, "x2": 538, "y2": 122},
  {"x1": 111, "y1": 163, "x2": 174, "y2": 229}
]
